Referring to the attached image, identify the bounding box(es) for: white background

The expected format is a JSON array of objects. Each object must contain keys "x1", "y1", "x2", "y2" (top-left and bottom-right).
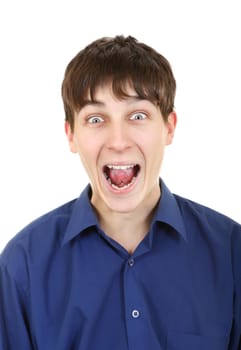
[{"x1": 0, "y1": 0, "x2": 240, "y2": 252}]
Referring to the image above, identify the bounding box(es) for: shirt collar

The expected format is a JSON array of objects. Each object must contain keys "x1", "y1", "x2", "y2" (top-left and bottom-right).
[
  {"x1": 62, "y1": 186, "x2": 99, "y2": 246},
  {"x1": 153, "y1": 179, "x2": 187, "y2": 241},
  {"x1": 62, "y1": 179, "x2": 187, "y2": 245}
]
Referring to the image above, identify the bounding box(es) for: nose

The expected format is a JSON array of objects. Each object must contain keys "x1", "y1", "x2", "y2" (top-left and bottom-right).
[{"x1": 106, "y1": 122, "x2": 132, "y2": 152}]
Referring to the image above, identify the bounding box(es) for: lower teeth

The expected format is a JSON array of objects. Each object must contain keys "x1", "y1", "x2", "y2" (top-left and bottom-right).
[{"x1": 108, "y1": 177, "x2": 136, "y2": 190}]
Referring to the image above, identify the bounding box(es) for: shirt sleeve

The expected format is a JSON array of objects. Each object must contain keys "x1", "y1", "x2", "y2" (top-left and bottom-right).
[
  {"x1": 228, "y1": 223, "x2": 241, "y2": 349},
  {"x1": 0, "y1": 259, "x2": 34, "y2": 350}
]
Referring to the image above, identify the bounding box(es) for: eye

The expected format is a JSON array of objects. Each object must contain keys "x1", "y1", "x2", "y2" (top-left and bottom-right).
[
  {"x1": 87, "y1": 115, "x2": 104, "y2": 124},
  {"x1": 129, "y1": 112, "x2": 147, "y2": 121}
]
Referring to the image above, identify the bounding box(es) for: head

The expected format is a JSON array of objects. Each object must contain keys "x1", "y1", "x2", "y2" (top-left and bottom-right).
[
  {"x1": 62, "y1": 36, "x2": 177, "y2": 216},
  {"x1": 62, "y1": 35, "x2": 176, "y2": 132}
]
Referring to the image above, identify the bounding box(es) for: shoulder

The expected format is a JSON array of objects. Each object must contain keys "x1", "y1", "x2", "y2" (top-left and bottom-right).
[
  {"x1": 174, "y1": 193, "x2": 241, "y2": 234},
  {"x1": 173, "y1": 193, "x2": 241, "y2": 256},
  {"x1": 2, "y1": 198, "x2": 77, "y2": 251},
  {"x1": 0, "y1": 199, "x2": 77, "y2": 285},
  {"x1": 173, "y1": 193, "x2": 241, "y2": 279}
]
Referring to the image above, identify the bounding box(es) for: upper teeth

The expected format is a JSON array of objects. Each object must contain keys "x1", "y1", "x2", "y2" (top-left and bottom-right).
[{"x1": 106, "y1": 164, "x2": 135, "y2": 170}]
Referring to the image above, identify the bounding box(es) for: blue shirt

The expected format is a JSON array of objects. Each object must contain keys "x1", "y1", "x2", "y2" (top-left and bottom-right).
[{"x1": 0, "y1": 180, "x2": 241, "y2": 350}]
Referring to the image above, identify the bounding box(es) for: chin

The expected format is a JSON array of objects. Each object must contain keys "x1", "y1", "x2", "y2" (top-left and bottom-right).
[{"x1": 103, "y1": 192, "x2": 144, "y2": 214}]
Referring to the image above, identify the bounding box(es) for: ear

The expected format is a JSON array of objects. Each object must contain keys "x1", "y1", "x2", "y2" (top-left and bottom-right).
[
  {"x1": 65, "y1": 122, "x2": 77, "y2": 153},
  {"x1": 165, "y1": 111, "x2": 177, "y2": 145}
]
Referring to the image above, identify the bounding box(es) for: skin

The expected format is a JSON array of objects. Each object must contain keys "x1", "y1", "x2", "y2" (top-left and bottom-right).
[{"x1": 65, "y1": 84, "x2": 177, "y2": 253}]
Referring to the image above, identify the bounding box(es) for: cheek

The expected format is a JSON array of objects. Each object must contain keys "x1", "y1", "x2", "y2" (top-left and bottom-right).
[
  {"x1": 142, "y1": 136, "x2": 166, "y2": 169},
  {"x1": 142, "y1": 134, "x2": 166, "y2": 153},
  {"x1": 76, "y1": 138, "x2": 102, "y2": 167}
]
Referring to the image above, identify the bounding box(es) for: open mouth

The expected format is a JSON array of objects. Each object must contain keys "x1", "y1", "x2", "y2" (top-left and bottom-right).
[{"x1": 103, "y1": 164, "x2": 140, "y2": 190}]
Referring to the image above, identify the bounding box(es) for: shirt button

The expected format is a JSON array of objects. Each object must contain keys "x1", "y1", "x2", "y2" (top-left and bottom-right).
[
  {"x1": 128, "y1": 258, "x2": 135, "y2": 267},
  {"x1": 131, "y1": 309, "x2": 140, "y2": 318}
]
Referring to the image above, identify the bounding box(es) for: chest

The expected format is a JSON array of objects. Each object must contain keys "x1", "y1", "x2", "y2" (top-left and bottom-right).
[{"x1": 29, "y1": 233, "x2": 233, "y2": 349}]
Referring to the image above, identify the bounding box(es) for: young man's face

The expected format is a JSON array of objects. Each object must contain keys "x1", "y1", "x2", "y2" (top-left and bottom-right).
[{"x1": 66, "y1": 84, "x2": 176, "y2": 214}]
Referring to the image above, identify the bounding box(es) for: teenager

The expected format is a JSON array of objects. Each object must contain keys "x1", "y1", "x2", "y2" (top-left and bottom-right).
[{"x1": 1, "y1": 35, "x2": 240, "y2": 350}]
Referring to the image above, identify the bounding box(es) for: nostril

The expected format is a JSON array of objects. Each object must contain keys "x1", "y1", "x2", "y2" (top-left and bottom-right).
[{"x1": 106, "y1": 128, "x2": 131, "y2": 150}]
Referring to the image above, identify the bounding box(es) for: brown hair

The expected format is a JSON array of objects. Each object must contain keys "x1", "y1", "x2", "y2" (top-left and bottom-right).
[{"x1": 61, "y1": 35, "x2": 176, "y2": 130}]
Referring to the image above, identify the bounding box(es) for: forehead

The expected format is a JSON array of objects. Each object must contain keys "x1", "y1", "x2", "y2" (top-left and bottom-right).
[
  {"x1": 88, "y1": 81, "x2": 135, "y2": 98},
  {"x1": 94, "y1": 84, "x2": 136, "y2": 101},
  {"x1": 84, "y1": 83, "x2": 156, "y2": 108}
]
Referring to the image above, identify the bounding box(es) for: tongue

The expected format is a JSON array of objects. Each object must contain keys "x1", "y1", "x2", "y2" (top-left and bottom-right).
[{"x1": 109, "y1": 168, "x2": 134, "y2": 187}]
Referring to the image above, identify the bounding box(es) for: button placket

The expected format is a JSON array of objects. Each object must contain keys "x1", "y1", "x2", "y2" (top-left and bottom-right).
[
  {"x1": 128, "y1": 258, "x2": 135, "y2": 267},
  {"x1": 123, "y1": 254, "x2": 146, "y2": 348}
]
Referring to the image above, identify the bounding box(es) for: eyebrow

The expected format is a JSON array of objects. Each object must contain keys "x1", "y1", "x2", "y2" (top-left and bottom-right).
[
  {"x1": 81, "y1": 100, "x2": 105, "y2": 108},
  {"x1": 81, "y1": 96, "x2": 149, "y2": 109}
]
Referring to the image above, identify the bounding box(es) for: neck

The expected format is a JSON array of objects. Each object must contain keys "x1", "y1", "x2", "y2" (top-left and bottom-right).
[{"x1": 93, "y1": 186, "x2": 161, "y2": 254}]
